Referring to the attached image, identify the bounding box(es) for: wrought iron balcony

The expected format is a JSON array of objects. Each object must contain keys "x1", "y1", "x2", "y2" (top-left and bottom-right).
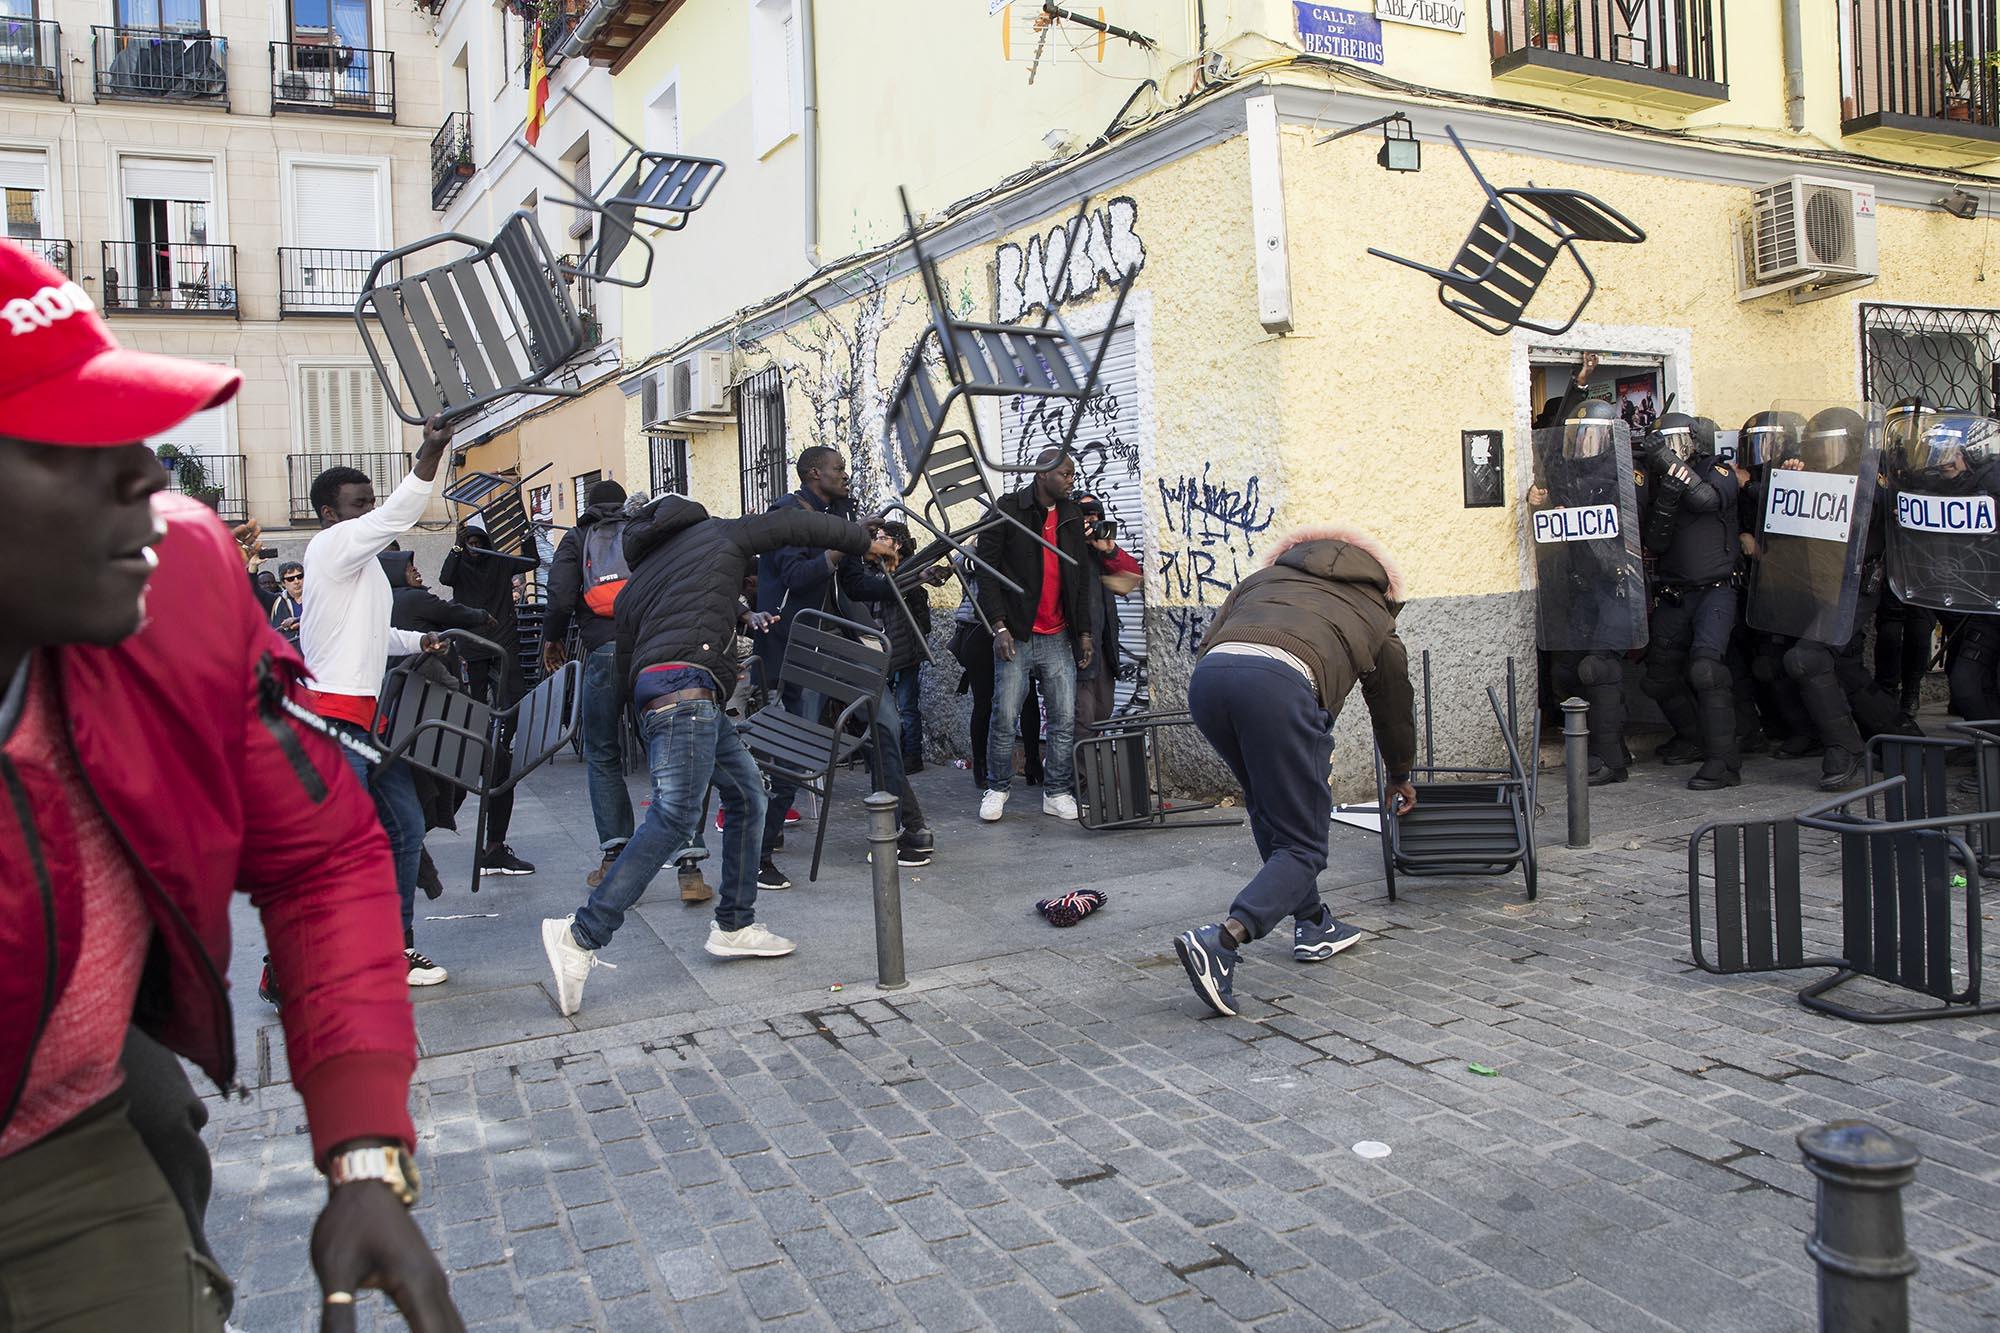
[
  {"x1": 279, "y1": 247, "x2": 398, "y2": 316},
  {"x1": 289, "y1": 452, "x2": 409, "y2": 522},
  {"x1": 0, "y1": 16, "x2": 62, "y2": 98},
  {"x1": 270, "y1": 41, "x2": 394, "y2": 118},
  {"x1": 159, "y1": 450, "x2": 248, "y2": 522},
  {"x1": 5, "y1": 237, "x2": 73, "y2": 276},
  {"x1": 92, "y1": 26, "x2": 228, "y2": 107},
  {"x1": 1490, "y1": 0, "x2": 1727, "y2": 111},
  {"x1": 432, "y1": 112, "x2": 473, "y2": 211},
  {"x1": 1844, "y1": 1, "x2": 2000, "y2": 148},
  {"x1": 101, "y1": 241, "x2": 239, "y2": 316}
]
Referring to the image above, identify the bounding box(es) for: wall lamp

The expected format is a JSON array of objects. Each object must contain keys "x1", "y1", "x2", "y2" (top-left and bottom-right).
[
  {"x1": 1317, "y1": 112, "x2": 1421, "y2": 173},
  {"x1": 1938, "y1": 188, "x2": 1982, "y2": 221}
]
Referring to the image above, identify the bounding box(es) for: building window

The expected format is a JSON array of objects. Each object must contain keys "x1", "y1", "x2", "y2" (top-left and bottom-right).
[
  {"x1": 748, "y1": 0, "x2": 802, "y2": 156},
  {"x1": 1861, "y1": 304, "x2": 2000, "y2": 416},
  {"x1": 117, "y1": 0, "x2": 204, "y2": 28},
  {"x1": 149, "y1": 363, "x2": 234, "y2": 454},
  {"x1": 646, "y1": 79, "x2": 681, "y2": 154},
  {"x1": 494, "y1": 2, "x2": 514, "y2": 95},
  {"x1": 297, "y1": 361, "x2": 395, "y2": 453},
  {"x1": 0, "y1": 148, "x2": 50, "y2": 240},
  {"x1": 737, "y1": 365, "x2": 786, "y2": 515},
  {"x1": 572, "y1": 469, "x2": 602, "y2": 516},
  {"x1": 649, "y1": 432, "x2": 689, "y2": 497},
  {"x1": 288, "y1": 0, "x2": 368, "y2": 46}
]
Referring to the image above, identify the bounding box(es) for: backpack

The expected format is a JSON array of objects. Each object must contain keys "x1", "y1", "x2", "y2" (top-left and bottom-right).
[{"x1": 580, "y1": 518, "x2": 631, "y2": 616}]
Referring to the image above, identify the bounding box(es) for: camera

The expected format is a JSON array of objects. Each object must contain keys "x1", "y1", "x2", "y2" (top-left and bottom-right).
[
  {"x1": 1085, "y1": 518, "x2": 1118, "y2": 542},
  {"x1": 256, "y1": 546, "x2": 278, "y2": 559}
]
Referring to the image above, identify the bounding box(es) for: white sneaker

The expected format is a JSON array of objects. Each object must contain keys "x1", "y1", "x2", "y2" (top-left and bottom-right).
[
  {"x1": 541, "y1": 916, "x2": 614, "y2": 1016},
  {"x1": 404, "y1": 947, "x2": 447, "y2": 987},
  {"x1": 1043, "y1": 792, "x2": 1080, "y2": 820},
  {"x1": 705, "y1": 921, "x2": 796, "y2": 958},
  {"x1": 979, "y1": 789, "x2": 1008, "y2": 822}
]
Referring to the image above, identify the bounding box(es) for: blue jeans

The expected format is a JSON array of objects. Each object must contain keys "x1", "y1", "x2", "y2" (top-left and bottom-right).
[
  {"x1": 889, "y1": 666, "x2": 923, "y2": 761},
  {"x1": 339, "y1": 735, "x2": 424, "y2": 942},
  {"x1": 987, "y1": 632, "x2": 1077, "y2": 796},
  {"x1": 574, "y1": 698, "x2": 768, "y2": 945},
  {"x1": 582, "y1": 643, "x2": 636, "y2": 853},
  {"x1": 1187, "y1": 653, "x2": 1334, "y2": 942}
]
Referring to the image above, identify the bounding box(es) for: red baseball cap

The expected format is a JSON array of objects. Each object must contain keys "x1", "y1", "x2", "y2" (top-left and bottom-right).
[{"x1": 0, "y1": 243, "x2": 241, "y2": 447}]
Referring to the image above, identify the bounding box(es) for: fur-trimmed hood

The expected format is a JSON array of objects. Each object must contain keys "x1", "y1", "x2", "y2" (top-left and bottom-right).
[{"x1": 1261, "y1": 525, "x2": 1406, "y2": 604}]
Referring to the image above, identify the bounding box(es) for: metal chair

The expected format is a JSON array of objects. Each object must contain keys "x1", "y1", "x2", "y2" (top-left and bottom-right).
[
  {"x1": 882, "y1": 186, "x2": 1137, "y2": 474},
  {"x1": 1688, "y1": 778, "x2": 2000, "y2": 1022},
  {"x1": 355, "y1": 210, "x2": 586, "y2": 426},
  {"x1": 741, "y1": 610, "x2": 891, "y2": 882},
  {"x1": 443, "y1": 464, "x2": 553, "y2": 562},
  {"x1": 374, "y1": 630, "x2": 583, "y2": 892},
  {"x1": 518, "y1": 91, "x2": 726, "y2": 288},
  {"x1": 1371, "y1": 654, "x2": 1539, "y2": 900},
  {"x1": 1366, "y1": 127, "x2": 1645, "y2": 337},
  {"x1": 1074, "y1": 709, "x2": 1240, "y2": 832}
]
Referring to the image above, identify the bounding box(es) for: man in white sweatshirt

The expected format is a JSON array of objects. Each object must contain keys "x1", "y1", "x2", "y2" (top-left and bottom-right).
[{"x1": 299, "y1": 417, "x2": 452, "y2": 985}]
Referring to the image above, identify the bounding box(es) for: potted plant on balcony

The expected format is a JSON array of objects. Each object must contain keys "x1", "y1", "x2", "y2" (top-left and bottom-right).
[
  {"x1": 455, "y1": 143, "x2": 475, "y2": 177},
  {"x1": 1524, "y1": 0, "x2": 1575, "y2": 49},
  {"x1": 155, "y1": 445, "x2": 226, "y2": 513},
  {"x1": 1938, "y1": 40, "x2": 1976, "y2": 121}
]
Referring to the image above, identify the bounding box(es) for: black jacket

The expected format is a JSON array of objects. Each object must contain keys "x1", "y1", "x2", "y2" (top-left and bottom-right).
[
  {"x1": 974, "y1": 485, "x2": 1101, "y2": 648},
  {"x1": 1645, "y1": 455, "x2": 1740, "y2": 584},
  {"x1": 615, "y1": 496, "x2": 874, "y2": 700},
  {"x1": 543, "y1": 499, "x2": 628, "y2": 654},
  {"x1": 1200, "y1": 533, "x2": 1417, "y2": 776},
  {"x1": 441, "y1": 539, "x2": 535, "y2": 643}
]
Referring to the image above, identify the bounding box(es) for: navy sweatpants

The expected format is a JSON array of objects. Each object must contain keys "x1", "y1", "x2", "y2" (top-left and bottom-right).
[{"x1": 1187, "y1": 652, "x2": 1335, "y2": 941}]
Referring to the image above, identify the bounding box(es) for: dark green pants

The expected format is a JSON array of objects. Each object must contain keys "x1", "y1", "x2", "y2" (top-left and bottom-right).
[{"x1": 0, "y1": 1096, "x2": 230, "y2": 1332}]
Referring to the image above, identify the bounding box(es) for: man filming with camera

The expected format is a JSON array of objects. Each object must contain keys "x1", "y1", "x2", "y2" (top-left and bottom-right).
[{"x1": 1074, "y1": 492, "x2": 1142, "y2": 735}]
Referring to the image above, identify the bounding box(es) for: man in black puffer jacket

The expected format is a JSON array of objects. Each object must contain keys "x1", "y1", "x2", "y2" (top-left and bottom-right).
[
  {"x1": 1172, "y1": 526, "x2": 1419, "y2": 1019},
  {"x1": 540, "y1": 495, "x2": 896, "y2": 1017}
]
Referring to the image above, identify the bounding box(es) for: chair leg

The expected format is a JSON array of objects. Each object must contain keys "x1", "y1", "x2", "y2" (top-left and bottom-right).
[{"x1": 809, "y1": 771, "x2": 834, "y2": 882}]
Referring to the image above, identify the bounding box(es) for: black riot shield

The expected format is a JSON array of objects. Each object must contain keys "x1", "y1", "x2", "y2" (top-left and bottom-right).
[
  {"x1": 1885, "y1": 413, "x2": 2000, "y2": 614},
  {"x1": 1746, "y1": 401, "x2": 1882, "y2": 643},
  {"x1": 1530, "y1": 422, "x2": 1648, "y2": 652}
]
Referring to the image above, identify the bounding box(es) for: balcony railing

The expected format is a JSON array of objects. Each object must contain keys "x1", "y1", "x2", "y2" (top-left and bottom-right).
[
  {"x1": 159, "y1": 451, "x2": 248, "y2": 522},
  {"x1": 270, "y1": 41, "x2": 394, "y2": 118},
  {"x1": 0, "y1": 17, "x2": 62, "y2": 98},
  {"x1": 5, "y1": 237, "x2": 74, "y2": 276},
  {"x1": 1845, "y1": 1, "x2": 2000, "y2": 142},
  {"x1": 279, "y1": 247, "x2": 396, "y2": 315},
  {"x1": 101, "y1": 241, "x2": 239, "y2": 316},
  {"x1": 432, "y1": 112, "x2": 473, "y2": 211},
  {"x1": 289, "y1": 452, "x2": 410, "y2": 522},
  {"x1": 1491, "y1": 0, "x2": 1726, "y2": 106},
  {"x1": 92, "y1": 26, "x2": 228, "y2": 107}
]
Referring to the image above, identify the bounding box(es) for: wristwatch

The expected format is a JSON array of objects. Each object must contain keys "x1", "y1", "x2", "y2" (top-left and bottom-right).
[{"x1": 326, "y1": 1144, "x2": 421, "y2": 1207}]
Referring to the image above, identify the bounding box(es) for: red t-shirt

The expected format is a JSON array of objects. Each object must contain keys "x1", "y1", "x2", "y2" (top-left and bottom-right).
[{"x1": 1031, "y1": 505, "x2": 1066, "y2": 636}]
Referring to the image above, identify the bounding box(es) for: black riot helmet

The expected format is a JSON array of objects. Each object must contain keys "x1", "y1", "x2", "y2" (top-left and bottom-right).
[
  {"x1": 1738, "y1": 411, "x2": 1805, "y2": 467},
  {"x1": 1905, "y1": 413, "x2": 2000, "y2": 491},
  {"x1": 1650, "y1": 411, "x2": 1699, "y2": 464},
  {"x1": 1563, "y1": 398, "x2": 1621, "y2": 460},
  {"x1": 1885, "y1": 395, "x2": 1935, "y2": 468},
  {"x1": 1801, "y1": 406, "x2": 1867, "y2": 473}
]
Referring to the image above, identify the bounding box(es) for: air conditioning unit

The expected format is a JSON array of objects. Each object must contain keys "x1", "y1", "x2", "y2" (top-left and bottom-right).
[
  {"x1": 1751, "y1": 176, "x2": 1879, "y2": 283},
  {"x1": 668, "y1": 351, "x2": 730, "y2": 421}
]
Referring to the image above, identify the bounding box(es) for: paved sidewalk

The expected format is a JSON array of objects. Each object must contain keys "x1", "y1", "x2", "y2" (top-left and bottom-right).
[{"x1": 204, "y1": 739, "x2": 2000, "y2": 1331}]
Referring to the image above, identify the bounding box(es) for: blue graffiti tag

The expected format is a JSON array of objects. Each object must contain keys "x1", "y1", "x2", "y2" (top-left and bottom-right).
[{"x1": 1157, "y1": 464, "x2": 1276, "y2": 556}]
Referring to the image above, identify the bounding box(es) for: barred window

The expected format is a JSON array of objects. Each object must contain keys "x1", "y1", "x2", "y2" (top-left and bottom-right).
[{"x1": 737, "y1": 365, "x2": 786, "y2": 515}]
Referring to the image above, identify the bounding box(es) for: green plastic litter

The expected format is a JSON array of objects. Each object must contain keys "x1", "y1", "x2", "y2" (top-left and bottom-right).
[{"x1": 1468, "y1": 1063, "x2": 1499, "y2": 1077}]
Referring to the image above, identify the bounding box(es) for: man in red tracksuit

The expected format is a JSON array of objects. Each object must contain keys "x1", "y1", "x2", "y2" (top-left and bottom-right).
[{"x1": 0, "y1": 245, "x2": 459, "y2": 1330}]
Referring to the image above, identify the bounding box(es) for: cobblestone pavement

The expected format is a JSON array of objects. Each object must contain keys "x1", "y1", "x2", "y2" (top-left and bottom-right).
[{"x1": 203, "y1": 743, "x2": 2000, "y2": 1331}]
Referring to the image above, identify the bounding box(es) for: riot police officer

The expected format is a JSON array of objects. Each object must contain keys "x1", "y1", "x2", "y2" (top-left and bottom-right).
[
  {"x1": 1734, "y1": 410, "x2": 1818, "y2": 757},
  {"x1": 1640, "y1": 412, "x2": 1743, "y2": 790},
  {"x1": 1888, "y1": 413, "x2": 2000, "y2": 720},
  {"x1": 1530, "y1": 400, "x2": 1646, "y2": 783},
  {"x1": 1874, "y1": 397, "x2": 1938, "y2": 724}
]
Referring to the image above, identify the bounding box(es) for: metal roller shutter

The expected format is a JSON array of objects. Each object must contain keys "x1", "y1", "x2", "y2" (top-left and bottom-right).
[
  {"x1": 290, "y1": 164, "x2": 384, "y2": 249},
  {"x1": 1000, "y1": 319, "x2": 1147, "y2": 712},
  {"x1": 121, "y1": 158, "x2": 213, "y2": 202}
]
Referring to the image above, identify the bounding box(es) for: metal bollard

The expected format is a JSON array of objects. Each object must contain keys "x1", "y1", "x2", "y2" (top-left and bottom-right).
[
  {"x1": 1561, "y1": 696, "x2": 1590, "y2": 849},
  {"x1": 865, "y1": 790, "x2": 908, "y2": 990},
  {"x1": 1798, "y1": 1120, "x2": 1921, "y2": 1333}
]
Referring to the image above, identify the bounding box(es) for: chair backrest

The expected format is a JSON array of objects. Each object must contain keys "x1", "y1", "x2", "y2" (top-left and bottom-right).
[
  {"x1": 358, "y1": 211, "x2": 582, "y2": 425},
  {"x1": 381, "y1": 671, "x2": 493, "y2": 790},
  {"x1": 1504, "y1": 186, "x2": 1646, "y2": 246},
  {"x1": 778, "y1": 609, "x2": 890, "y2": 714},
  {"x1": 919, "y1": 432, "x2": 1001, "y2": 528},
  {"x1": 883, "y1": 331, "x2": 950, "y2": 484},
  {"x1": 443, "y1": 469, "x2": 537, "y2": 558},
  {"x1": 1442, "y1": 201, "x2": 1559, "y2": 328},
  {"x1": 504, "y1": 659, "x2": 580, "y2": 785},
  {"x1": 617, "y1": 153, "x2": 725, "y2": 216}
]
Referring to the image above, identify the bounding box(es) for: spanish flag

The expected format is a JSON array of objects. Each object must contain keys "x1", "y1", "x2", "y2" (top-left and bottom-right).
[{"x1": 525, "y1": 19, "x2": 550, "y2": 147}]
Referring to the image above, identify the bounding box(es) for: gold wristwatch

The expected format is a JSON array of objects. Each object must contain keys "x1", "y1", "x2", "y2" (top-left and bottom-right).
[{"x1": 326, "y1": 1144, "x2": 421, "y2": 1207}]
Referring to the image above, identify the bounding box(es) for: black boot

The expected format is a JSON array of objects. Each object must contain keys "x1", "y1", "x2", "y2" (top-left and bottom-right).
[
  {"x1": 1776, "y1": 733, "x2": 1824, "y2": 759},
  {"x1": 1798, "y1": 669, "x2": 1865, "y2": 792},
  {"x1": 1688, "y1": 682, "x2": 1741, "y2": 791},
  {"x1": 1587, "y1": 757, "x2": 1628, "y2": 786}
]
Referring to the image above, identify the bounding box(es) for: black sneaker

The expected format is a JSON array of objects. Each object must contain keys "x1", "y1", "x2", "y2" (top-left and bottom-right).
[
  {"x1": 479, "y1": 844, "x2": 536, "y2": 876},
  {"x1": 757, "y1": 860, "x2": 792, "y2": 891},
  {"x1": 1173, "y1": 924, "x2": 1239, "y2": 1018},
  {"x1": 896, "y1": 831, "x2": 934, "y2": 868},
  {"x1": 405, "y1": 948, "x2": 447, "y2": 986}
]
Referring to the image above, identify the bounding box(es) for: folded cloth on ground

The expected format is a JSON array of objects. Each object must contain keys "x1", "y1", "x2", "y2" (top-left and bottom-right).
[{"x1": 1035, "y1": 889, "x2": 1107, "y2": 927}]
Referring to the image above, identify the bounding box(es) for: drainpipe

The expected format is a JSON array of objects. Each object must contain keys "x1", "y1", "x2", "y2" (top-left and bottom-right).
[
  {"x1": 800, "y1": 0, "x2": 822, "y2": 271},
  {"x1": 559, "y1": 0, "x2": 620, "y2": 60},
  {"x1": 1780, "y1": 0, "x2": 1806, "y2": 131}
]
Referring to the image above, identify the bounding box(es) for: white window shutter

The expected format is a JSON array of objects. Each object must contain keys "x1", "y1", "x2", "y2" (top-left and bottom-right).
[
  {"x1": 300, "y1": 364, "x2": 392, "y2": 453},
  {"x1": 290, "y1": 164, "x2": 383, "y2": 249},
  {"x1": 782, "y1": 8, "x2": 799, "y2": 133},
  {"x1": 122, "y1": 158, "x2": 214, "y2": 202},
  {"x1": 149, "y1": 404, "x2": 229, "y2": 453},
  {"x1": 0, "y1": 149, "x2": 49, "y2": 193}
]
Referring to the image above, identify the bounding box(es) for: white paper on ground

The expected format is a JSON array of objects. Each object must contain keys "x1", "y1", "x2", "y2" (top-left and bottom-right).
[{"x1": 1332, "y1": 805, "x2": 1382, "y2": 832}]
